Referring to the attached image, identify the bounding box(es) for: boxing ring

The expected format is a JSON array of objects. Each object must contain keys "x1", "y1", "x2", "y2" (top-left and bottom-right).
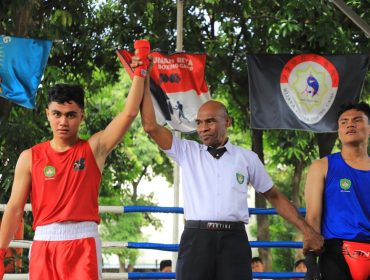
[{"x1": 0, "y1": 204, "x2": 307, "y2": 279}]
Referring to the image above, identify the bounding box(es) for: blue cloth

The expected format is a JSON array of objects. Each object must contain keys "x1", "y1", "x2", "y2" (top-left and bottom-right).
[
  {"x1": 0, "y1": 35, "x2": 52, "y2": 108},
  {"x1": 322, "y1": 152, "x2": 370, "y2": 241}
]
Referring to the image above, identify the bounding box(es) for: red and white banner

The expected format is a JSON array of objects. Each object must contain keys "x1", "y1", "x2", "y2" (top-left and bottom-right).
[{"x1": 117, "y1": 49, "x2": 211, "y2": 133}]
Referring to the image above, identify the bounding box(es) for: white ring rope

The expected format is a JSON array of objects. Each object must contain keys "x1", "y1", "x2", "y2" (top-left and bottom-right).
[
  {"x1": 3, "y1": 273, "x2": 129, "y2": 280},
  {"x1": 9, "y1": 240, "x2": 129, "y2": 249},
  {"x1": 0, "y1": 204, "x2": 124, "y2": 213}
]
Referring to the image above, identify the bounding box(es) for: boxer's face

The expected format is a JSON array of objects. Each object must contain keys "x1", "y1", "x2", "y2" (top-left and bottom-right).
[
  {"x1": 338, "y1": 109, "x2": 369, "y2": 146},
  {"x1": 46, "y1": 101, "x2": 84, "y2": 140}
]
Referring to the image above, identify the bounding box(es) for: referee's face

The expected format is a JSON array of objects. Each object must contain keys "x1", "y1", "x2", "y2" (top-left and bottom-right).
[{"x1": 196, "y1": 101, "x2": 231, "y2": 147}]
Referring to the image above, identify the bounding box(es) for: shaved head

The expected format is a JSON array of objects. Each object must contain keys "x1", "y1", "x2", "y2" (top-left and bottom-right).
[
  {"x1": 198, "y1": 100, "x2": 229, "y2": 118},
  {"x1": 196, "y1": 100, "x2": 231, "y2": 147}
]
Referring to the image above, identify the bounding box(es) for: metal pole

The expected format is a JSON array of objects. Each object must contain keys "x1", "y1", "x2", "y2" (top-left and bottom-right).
[
  {"x1": 176, "y1": 0, "x2": 184, "y2": 53},
  {"x1": 172, "y1": 0, "x2": 184, "y2": 272},
  {"x1": 172, "y1": 132, "x2": 180, "y2": 272},
  {"x1": 330, "y1": 0, "x2": 370, "y2": 37}
]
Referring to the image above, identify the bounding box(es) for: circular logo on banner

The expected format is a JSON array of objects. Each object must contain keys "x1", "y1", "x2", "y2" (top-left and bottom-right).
[{"x1": 280, "y1": 54, "x2": 339, "y2": 124}]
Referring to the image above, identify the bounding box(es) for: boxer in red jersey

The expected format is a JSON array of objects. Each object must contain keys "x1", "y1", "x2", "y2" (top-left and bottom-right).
[{"x1": 0, "y1": 40, "x2": 150, "y2": 279}]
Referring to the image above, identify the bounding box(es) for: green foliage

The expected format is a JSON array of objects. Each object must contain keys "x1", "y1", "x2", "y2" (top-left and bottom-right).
[
  {"x1": 269, "y1": 216, "x2": 297, "y2": 273},
  {"x1": 266, "y1": 130, "x2": 318, "y2": 165},
  {"x1": 0, "y1": 1, "x2": 175, "y2": 270},
  {"x1": 0, "y1": 97, "x2": 50, "y2": 202},
  {"x1": 263, "y1": 165, "x2": 304, "y2": 271}
]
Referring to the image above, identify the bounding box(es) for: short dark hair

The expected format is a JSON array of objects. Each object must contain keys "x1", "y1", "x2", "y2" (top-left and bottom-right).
[
  {"x1": 159, "y1": 259, "x2": 171, "y2": 271},
  {"x1": 337, "y1": 101, "x2": 370, "y2": 122},
  {"x1": 48, "y1": 84, "x2": 85, "y2": 109},
  {"x1": 294, "y1": 259, "x2": 305, "y2": 268},
  {"x1": 251, "y1": 257, "x2": 263, "y2": 264}
]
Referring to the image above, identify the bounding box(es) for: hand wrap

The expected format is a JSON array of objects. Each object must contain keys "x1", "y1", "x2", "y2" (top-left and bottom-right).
[{"x1": 134, "y1": 39, "x2": 150, "y2": 77}]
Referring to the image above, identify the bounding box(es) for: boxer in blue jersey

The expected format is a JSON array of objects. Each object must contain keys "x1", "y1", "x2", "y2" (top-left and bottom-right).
[{"x1": 304, "y1": 102, "x2": 370, "y2": 280}]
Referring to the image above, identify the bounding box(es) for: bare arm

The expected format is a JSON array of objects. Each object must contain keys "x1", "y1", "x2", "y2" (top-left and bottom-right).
[
  {"x1": 0, "y1": 150, "x2": 31, "y2": 249},
  {"x1": 262, "y1": 186, "x2": 324, "y2": 253},
  {"x1": 89, "y1": 75, "x2": 146, "y2": 170},
  {"x1": 140, "y1": 62, "x2": 173, "y2": 150},
  {"x1": 304, "y1": 158, "x2": 327, "y2": 234}
]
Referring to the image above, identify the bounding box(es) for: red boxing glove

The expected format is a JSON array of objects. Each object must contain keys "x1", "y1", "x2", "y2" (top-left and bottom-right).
[
  {"x1": 134, "y1": 39, "x2": 150, "y2": 78},
  {"x1": 0, "y1": 248, "x2": 6, "y2": 279}
]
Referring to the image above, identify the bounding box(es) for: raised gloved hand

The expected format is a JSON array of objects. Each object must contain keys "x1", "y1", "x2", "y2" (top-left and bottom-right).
[
  {"x1": 133, "y1": 39, "x2": 151, "y2": 77},
  {"x1": 0, "y1": 248, "x2": 6, "y2": 280},
  {"x1": 304, "y1": 251, "x2": 321, "y2": 280}
]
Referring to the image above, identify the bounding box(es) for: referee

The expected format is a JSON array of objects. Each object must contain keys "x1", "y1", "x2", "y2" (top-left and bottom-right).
[{"x1": 134, "y1": 57, "x2": 324, "y2": 280}]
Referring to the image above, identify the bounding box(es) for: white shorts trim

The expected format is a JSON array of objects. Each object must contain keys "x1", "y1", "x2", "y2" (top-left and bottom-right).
[
  {"x1": 34, "y1": 221, "x2": 99, "y2": 240},
  {"x1": 32, "y1": 222, "x2": 102, "y2": 280}
]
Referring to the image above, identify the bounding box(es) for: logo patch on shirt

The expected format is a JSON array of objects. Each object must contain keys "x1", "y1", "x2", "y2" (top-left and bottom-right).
[
  {"x1": 339, "y1": 178, "x2": 351, "y2": 191},
  {"x1": 236, "y1": 173, "x2": 245, "y2": 184},
  {"x1": 44, "y1": 165, "x2": 56, "y2": 177},
  {"x1": 73, "y1": 158, "x2": 85, "y2": 171}
]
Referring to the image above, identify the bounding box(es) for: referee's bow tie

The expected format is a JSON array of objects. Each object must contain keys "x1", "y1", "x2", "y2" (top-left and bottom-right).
[{"x1": 207, "y1": 146, "x2": 227, "y2": 159}]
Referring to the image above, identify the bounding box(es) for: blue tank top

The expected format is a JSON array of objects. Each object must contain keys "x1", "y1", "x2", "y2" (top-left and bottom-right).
[{"x1": 321, "y1": 152, "x2": 370, "y2": 241}]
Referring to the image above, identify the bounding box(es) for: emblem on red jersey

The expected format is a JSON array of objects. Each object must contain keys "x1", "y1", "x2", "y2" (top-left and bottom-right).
[
  {"x1": 43, "y1": 165, "x2": 56, "y2": 177},
  {"x1": 73, "y1": 158, "x2": 85, "y2": 171}
]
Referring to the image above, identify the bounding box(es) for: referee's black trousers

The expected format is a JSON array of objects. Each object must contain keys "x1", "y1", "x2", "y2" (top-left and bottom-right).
[
  {"x1": 176, "y1": 225, "x2": 252, "y2": 280},
  {"x1": 319, "y1": 239, "x2": 352, "y2": 280}
]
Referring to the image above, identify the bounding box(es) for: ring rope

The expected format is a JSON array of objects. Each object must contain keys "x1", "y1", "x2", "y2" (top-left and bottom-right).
[
  {"x1": 8, "y1": 240, "x2": 303, "y2": 250},
  {"x1": 0, "y1": 204, "x2": 306, "y2": 215},
  {"x1": 1, "y1": 204, "x2": 307, "y2": 279},
  {"x1": 3, "y1": 271, "x2": 306, "y2": 279}
]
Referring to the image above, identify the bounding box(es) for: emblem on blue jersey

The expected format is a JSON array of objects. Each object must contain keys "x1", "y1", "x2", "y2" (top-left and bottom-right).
[
  {"x1": 73, "y1": 158, "x2": 85, "y2": 171},
  {"x1": 339, "y1": 178, "x2": 351, "y2": 191},
  {"x1": 44, "y1": 165, "x2": 56, "y2": 177},
  {"x1": 236, "y1": 173, "x2": 245, "y2": 184}
]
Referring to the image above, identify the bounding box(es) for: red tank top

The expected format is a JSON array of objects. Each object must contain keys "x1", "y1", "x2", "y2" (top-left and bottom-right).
[{"x1": 31, "y1": 139, "x2": 101, "y2": 229}]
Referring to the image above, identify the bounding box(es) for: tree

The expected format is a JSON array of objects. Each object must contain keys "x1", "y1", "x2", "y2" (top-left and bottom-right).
[
  {"x1": 0, "y1": 0, "x2": 174, "y2": 270},
  {"x1": 1, "y1": 0, "x2": 369, "y2": 272},
  {"x1": 181, "y1": 0, "x2": 370, "y2": 269}
]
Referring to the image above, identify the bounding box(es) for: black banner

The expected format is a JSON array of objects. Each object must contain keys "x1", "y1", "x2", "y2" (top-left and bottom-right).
[{"x1": 247, "y1": 54, "x2": 369, "y2": 132}]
